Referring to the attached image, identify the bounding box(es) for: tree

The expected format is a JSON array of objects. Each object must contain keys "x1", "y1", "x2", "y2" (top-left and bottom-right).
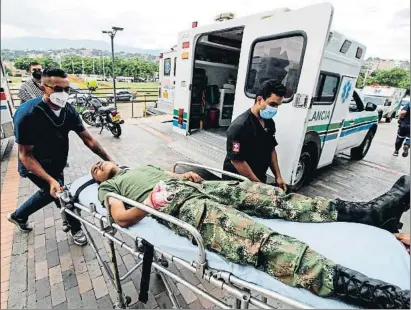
[{"x1": 366, "y1": 68, "x2": 410, "y2": 90}]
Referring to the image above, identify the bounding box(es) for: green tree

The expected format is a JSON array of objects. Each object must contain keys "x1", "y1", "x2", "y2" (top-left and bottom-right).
[
  {"x1": 366, "y1": 68, "x2": 410, "y2": 90},
  {"x1": 14, "y1": 57, "x2": 33, "y2": 71}
]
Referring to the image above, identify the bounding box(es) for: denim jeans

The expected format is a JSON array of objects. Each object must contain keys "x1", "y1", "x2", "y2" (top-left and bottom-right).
[{"x1": 14, "y1": 172, "x2": 81, "y2": 234}]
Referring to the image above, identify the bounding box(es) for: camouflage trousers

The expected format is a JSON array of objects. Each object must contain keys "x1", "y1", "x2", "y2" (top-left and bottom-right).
[{"x1": 156, "y1": 179, "x2": 336, "y2": 297}]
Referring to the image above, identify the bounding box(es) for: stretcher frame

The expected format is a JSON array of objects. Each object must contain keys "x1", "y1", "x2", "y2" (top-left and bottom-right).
[{"x1": 57, "y1": 161, "x2": 314, "y2": 309}]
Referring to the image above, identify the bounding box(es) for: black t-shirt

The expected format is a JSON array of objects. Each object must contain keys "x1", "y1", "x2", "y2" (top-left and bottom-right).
[
  {"x1": 223, "y1": 109, "x2": 278, "y2": 183},
  {"x1": 14, "y1": 97, "x2": 86, "y2": 176}
]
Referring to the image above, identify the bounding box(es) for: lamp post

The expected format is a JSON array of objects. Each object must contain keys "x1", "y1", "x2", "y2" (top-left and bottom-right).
[{"x1": 102, "y1": 26, "x2": 124, "y2": 109}]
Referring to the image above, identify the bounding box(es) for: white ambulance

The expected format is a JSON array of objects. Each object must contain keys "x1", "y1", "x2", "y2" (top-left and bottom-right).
[
  {"x1": 157, "y1": 46, "x2": 178, "y2": 114},
  {"x1": 1, "y1": 61, "x2": 14, "y2": 140},
  {"x1": 167, "y1": 3, "x2": 379, "y2": 189},
  {"x1": 361, "y1": 85, "x2": 406, "y2": 123}
]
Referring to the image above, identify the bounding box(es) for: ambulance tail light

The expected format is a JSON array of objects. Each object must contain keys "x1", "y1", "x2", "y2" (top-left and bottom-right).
[
  {"x1": 182, "y1": 41, "x2": 190, "y2": 49},
  {"x1": 192, "y1": 21, "x2": 198, "y2": 28},
  {"x1": 0, "y1": 91, "x2": 6, "y2": 101}
]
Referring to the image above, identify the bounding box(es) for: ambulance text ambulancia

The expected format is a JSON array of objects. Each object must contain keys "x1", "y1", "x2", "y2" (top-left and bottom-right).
[{"x1": 163, "y1": 3, "x2": 379, "y2": 189}]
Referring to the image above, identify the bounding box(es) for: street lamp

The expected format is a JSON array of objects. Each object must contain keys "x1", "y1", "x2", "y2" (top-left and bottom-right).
[{"x1": 102, "y1": 26, "x2": 124, "y2": 109}]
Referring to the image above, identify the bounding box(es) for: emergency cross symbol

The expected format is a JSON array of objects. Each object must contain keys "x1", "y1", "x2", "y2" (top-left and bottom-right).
[
  {"x1": 232, "y1": 142, "x2": 240, "y2": 153},
  {"x1": 341, "y1": 80, "x2": 352, "y2": 103}
]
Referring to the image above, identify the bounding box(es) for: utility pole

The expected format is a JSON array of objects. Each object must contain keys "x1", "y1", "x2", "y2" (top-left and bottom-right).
[
  {"x1": 82, "y1": 58, "x2": 85, "y2": 75},
  {"x1": 102, "y1": 26, "x2": 124, "y2": 109},
  {"x1": 102, "y1": 56, "x2": 105, "y2": 80}
]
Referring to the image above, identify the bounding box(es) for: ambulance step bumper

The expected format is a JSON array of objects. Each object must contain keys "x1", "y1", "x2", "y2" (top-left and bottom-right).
[{"x1": 168, "y1": 131, "x2": 226, "y2": 178}]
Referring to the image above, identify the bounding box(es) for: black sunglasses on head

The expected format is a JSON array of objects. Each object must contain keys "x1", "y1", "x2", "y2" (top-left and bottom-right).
[{"x1": 44, "y1": 84, "x2": 71, "y2": 93}]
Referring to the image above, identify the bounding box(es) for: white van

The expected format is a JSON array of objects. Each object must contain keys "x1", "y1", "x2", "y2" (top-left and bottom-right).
[
  {"x1": 166, "y1": 3, "x2": 379, "y2": 189},
  {"x1": 361, "y1": 86, "x2": 407, "y2": 122},
  {"x1": 157, "y1": 46, "x2": 178, "y2": 114}
]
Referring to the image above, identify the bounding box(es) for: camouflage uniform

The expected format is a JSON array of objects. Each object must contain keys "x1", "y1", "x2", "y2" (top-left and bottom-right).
[{"x1": 155, "y1": 179, "x2": 336, "y2": 297}]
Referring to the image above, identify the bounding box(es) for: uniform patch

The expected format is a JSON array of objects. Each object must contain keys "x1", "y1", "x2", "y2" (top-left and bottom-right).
[{"x1": 232, "y1": 142, "x2": 240, "y2": 153}]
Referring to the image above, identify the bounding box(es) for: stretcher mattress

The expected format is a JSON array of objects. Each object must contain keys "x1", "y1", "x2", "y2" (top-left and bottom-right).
[{"x1": 69, "y1": 175, "x2": 410, "y2": 309}]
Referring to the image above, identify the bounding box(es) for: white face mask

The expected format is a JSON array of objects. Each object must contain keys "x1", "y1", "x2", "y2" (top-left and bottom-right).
[{"x1": 49, "y1": 92, "x2": 69, "y2": 108}]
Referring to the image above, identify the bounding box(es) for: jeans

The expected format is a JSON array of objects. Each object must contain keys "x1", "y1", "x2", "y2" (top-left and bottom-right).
[
  {"x1": 395, "y1": 123, "x2": 410, "y2": 151},
  {"x1": 14, "y1": 172, "x2": 81, "y2": 234}
]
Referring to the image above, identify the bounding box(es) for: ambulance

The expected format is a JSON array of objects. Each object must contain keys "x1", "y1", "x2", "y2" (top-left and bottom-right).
[
  {"x1": 157, "y1": 46, "x2": 178, "y2": 114},
  {"x1": 361, "y1": 85, "x2": 406, "y2": 123},
  {"x1": 1, "y1": 61, "x2": 14, "y2": 140},
  {"x1": 166, "y1": 3, "x2": 379, "y2": 189}
]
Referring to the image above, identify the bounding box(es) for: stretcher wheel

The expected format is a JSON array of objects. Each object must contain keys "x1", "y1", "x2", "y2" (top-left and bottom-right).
[{"x1": 125, "y1": 296, "x2": 132, "y2": 305}]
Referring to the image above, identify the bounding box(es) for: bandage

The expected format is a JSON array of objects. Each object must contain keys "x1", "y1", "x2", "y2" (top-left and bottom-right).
[{"x1": 144, "y1": 181, "x2": 175, "y2": 209}]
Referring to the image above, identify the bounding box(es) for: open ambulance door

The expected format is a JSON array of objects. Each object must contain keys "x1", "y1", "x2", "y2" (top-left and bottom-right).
[{"x1": 232, "y1": 3, "x2": 334, "y2": 185}]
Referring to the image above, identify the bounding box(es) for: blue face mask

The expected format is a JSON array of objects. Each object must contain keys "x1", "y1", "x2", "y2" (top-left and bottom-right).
[{"x1": 260, "y1": 105, "x2": 278, "y2": 119}]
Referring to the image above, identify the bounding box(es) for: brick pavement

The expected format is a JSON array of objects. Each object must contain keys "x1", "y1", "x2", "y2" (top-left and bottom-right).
[{"x1": 1, "y1": 117, "x2": 409, "y2": 309}]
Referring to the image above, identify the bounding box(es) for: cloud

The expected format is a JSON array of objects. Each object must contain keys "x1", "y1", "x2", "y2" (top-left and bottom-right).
[{"x1": 1, "y1": 0, "x2": 409, "y2": 60}]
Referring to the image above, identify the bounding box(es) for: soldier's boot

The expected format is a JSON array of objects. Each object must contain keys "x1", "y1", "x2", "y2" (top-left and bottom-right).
[
  {"x1": 333, "y1": 264, "x2": 410, "y2": 309},
  {"x1": 329, "y1": 175, "x2": 410, "y2": 233}
]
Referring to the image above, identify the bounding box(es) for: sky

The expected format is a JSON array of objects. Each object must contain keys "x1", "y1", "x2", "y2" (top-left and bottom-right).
[{"x1": 1, "y1": 0, "x2": 410, "y2": 60}]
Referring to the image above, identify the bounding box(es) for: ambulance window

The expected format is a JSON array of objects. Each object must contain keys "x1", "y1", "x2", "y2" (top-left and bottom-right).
[
  {"x1": 356, "y1": 47, "x2": 363, "y2": 59},
  {"x1": 164, "y1": 58, "x2": 171, "y2": 76},
  {"x1": 314, "y1": 73, "x2": 340, "y2": 104},
  {"x1": 340, "y1": 40, "x2": 351, "y2": 54},
  {"x1": 245, "y1": 35, "x2": 305, "y2": 101},
  {"x1": 174, "y1": 57, "x2": 177, "y2": 77}
]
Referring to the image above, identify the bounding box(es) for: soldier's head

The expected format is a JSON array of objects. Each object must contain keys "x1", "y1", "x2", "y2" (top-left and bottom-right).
[
  {"x1": 254, "y1": 80, "x2": 286, "y2": 120},
  {"x1": 91, "y1": 161, "x2": 120, "y2": 183}
]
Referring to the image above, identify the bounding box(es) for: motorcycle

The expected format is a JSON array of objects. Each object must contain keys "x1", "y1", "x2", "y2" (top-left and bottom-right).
[{"x1": 82, "y1": 98, "x2": 124, "y2": 137}]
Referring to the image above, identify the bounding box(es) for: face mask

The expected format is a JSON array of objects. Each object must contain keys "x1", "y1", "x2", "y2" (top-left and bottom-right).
[
  {"x1": 260, "y1": 105, "x2": 278, "y2": 119},
  {"x1": 49, "y1": 92, "x2": 69, "y2": 108},
  {"x1": 32, "y1": 70, "x2": 42, "y2": 80}
]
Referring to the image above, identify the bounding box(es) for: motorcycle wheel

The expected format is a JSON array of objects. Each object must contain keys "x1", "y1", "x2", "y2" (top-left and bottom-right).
[
  {"x1": 110, "y1": 124, "x2": 122, "y2": 137},
  {"x1": 82, "y1": 112, "x2": 96, "y2": 126}
]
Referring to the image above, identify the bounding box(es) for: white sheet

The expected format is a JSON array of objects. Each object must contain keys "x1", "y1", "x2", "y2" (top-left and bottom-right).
[{"x1": 69, "y1": 175, "x2": 410, "y2": 309}]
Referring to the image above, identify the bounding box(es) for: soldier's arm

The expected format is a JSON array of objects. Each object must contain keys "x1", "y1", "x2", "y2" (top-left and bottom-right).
[
  {"x1": 109, "y1": 197, "x2": 148, "y2": 228},
  {"x1": 165, "y1": 171, "x2": 203, "y2": 183}
]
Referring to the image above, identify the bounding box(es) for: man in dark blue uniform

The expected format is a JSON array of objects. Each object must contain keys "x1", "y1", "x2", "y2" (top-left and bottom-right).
[
  {"x1": 223, "y1": 80, "x2": 287, "y2": 190},
  {"x1": 8, "y1": 68, "x2": 114, "y2": 245},
  {"x1": 394, "y1": 101, "x2": 410, "y2": 157}
]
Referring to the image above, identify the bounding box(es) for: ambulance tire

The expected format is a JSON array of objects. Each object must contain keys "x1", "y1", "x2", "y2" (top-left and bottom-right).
[
  {"x1": 378, "y1": 112, "x2": 383, "y2": 122},
  {"x1": 385, "y1": 116, "x2": 392, "y2": 123},
  {"x1": 292, "y1": 144, "x2": 318, "y2": 191},
  {"x1": 350, "y1": 130, "x2": 374, "y2": 160}
]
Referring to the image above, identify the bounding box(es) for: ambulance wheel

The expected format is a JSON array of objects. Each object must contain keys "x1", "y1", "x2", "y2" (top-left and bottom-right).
[
  {"x1": 292, "y1": 144, "x2": 317, "y2": 191},
  {"x1": 378, "y1": 112, "x2": 383, "y2": 122},
  {"x1": 350, "y1": 130, "x2": 374, "y2": 160}
]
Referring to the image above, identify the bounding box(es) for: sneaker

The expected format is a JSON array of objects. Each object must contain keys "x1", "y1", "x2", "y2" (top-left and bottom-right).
[
  {"x1": 69, "y1": 230, "x2": 88, "y2": 246},
  {"x1": 7, "y1": 212, "x2": 33, "y2": 232},
  {"x1": 402, "y1": 145, "x2": 409, "y2": 157},
  {"x1": 393, "y1": 150, "x2": 399, "y2": 156}
]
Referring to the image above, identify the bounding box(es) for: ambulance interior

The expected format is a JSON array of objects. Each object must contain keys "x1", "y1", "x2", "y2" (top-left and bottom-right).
[
  {"x1": 189, "y1": 27, "x2": 303, "y2": 137},
  {"x1": 189, "y1": 28, "x2": 244, "y2": 136}
]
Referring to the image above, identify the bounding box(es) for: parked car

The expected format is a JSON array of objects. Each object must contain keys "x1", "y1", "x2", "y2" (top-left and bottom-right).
[{"x1": 106, "y1": 90, "x2": 135, "y2": 102}]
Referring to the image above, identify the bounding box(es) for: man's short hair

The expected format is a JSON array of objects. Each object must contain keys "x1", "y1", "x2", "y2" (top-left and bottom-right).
[
  {"x1": 29, "y1": 61, "x2": 41, "y2": 70},
  {"x1": 255, "y1": 79, "x2": 287, "y2": 102},
  {"x1": 42, "y1": 67, "x2": 67, "y2": 79}
]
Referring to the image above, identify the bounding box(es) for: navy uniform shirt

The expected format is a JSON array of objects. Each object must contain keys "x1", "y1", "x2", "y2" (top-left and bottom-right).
[
  {"x1": 223, "y1": 109, "x2": 278, "y2": 183},
  {"x1": 400, "y1": 102, "x2": 410, "y2": 126},
  {"x1": 13, "y1": 97, "x2": 85, "y2": 177}
]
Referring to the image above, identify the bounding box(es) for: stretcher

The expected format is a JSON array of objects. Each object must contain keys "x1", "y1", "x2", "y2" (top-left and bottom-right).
[{"x1": 57, "y1": 161, "x2": 410, "y2": 309}]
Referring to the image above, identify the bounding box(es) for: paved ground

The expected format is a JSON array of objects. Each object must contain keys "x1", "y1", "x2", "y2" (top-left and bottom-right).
[{"x1": 1, "y1": 116, "x2": 409, "y2": 309}]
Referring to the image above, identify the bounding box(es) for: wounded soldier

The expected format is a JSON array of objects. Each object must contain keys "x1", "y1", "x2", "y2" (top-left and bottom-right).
[{"x1": 91, "y1": 161, "x2": 410, "y2": 309}]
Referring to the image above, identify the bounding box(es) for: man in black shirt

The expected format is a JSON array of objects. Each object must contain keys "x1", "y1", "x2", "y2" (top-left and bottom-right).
[
  {"x1": 9, "y1": 68, "x2": 114, "y2": 246},
  {"x1": 223, "y1": 80, "x2": 287, "y2": 190}
]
